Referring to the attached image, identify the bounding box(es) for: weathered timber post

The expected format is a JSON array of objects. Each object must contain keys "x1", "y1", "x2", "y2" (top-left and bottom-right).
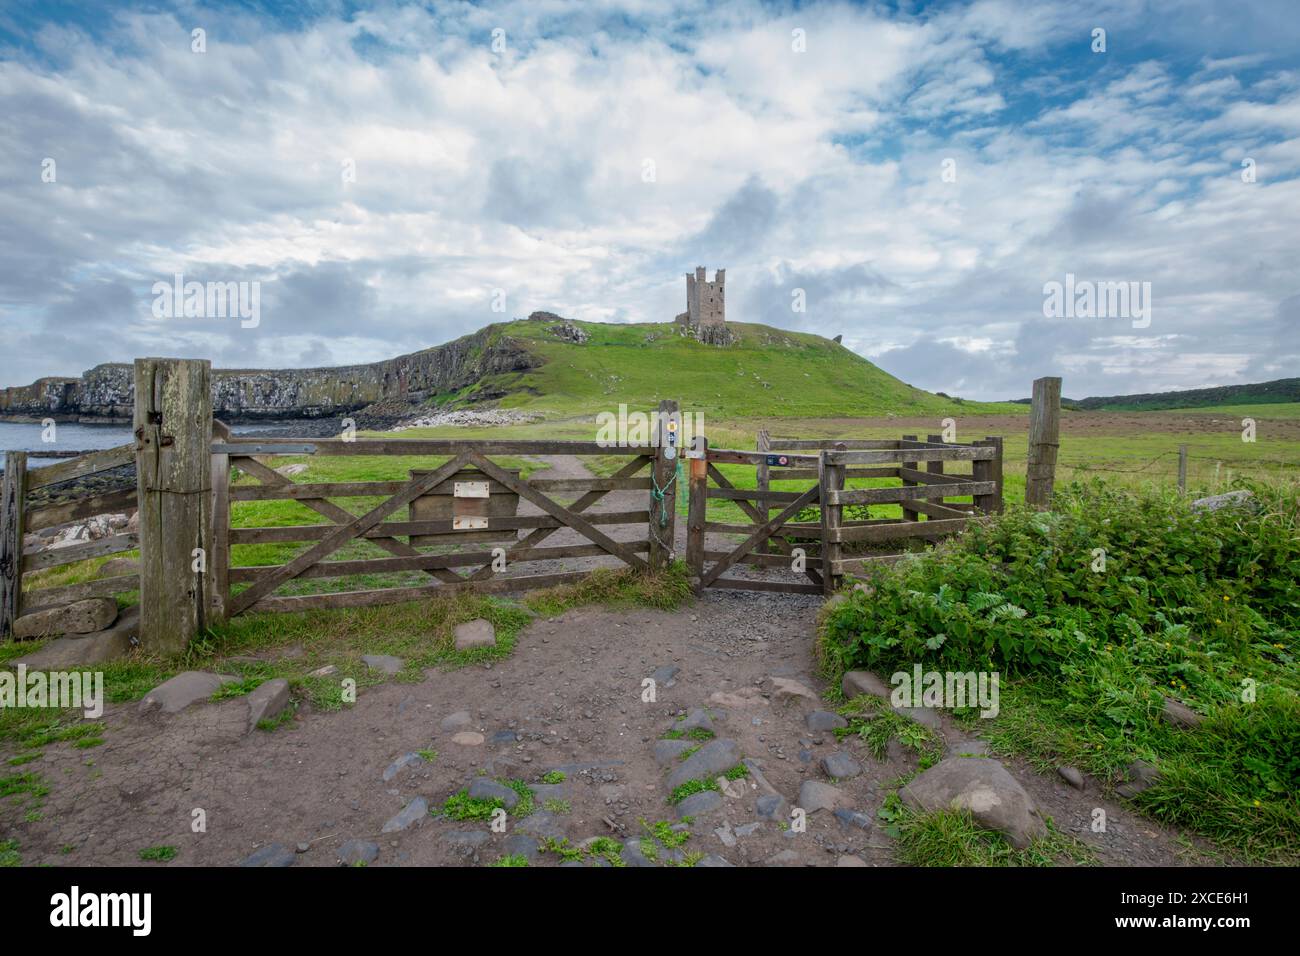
[
  {"x1": 818, "y1": 449, "x2": 844, "y2": 596},
  {"x1": 134, "y1": 358, "x2": 213, "y2": 655},
  {"x1": 1178, "y1": 444, "x2": 1188, "y2": 495},
  {"x1": 1025, "y1": 376, "x2": 1061, "y2": 509},
  {"x1": 648, "y1": 399, "x2": 679, "y2": 571},
  {"x1": 926, "y1": 433, "x2": 945, "y2": 516},
  {"x1": 756, "y1": 429, "x2": 771, "y2": 553},
  {"x1": 973, "y1": 436, "x2": 1004, "y2": 515},
  {"x1": 685, "y1": 438, "x2": 708, "y2": 592},
  {"x1": 900, "y1": 434, "x2": 919, "y2": 522},
  {"x1": 210, "y1": 419, "x2": 232, "y2": 623},
  {"x1": 0, "y1": 451, "x2": 28, "y2": 639}
]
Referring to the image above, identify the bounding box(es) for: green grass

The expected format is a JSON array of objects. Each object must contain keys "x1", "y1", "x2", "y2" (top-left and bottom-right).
[
  {"x1": 0, "y1": 840, "x2": 20, "y2": 867},
  {"x1": 667, "y1": 777, "x2": 719, "y2": 805},
  {"x1": 820, "y1": 478, "x2": 1300, "y2": 863},
  {"x1": 137, "y1": 845, "x2": 177, "y2": 862},
  {"x1": 490, "y1": 853, "x2": 530, "y2": 867},
  {"x1": 892, "y1": 803, "x2": 1096, "y2": 867}
]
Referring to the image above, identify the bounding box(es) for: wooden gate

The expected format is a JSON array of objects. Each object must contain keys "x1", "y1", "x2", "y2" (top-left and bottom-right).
[
  {"x1": 210, "y1": 421, "x2": 675, "y2": 619},
  {"x1": 686, "y1": 435, "x2": 1003, "y2": 596}
]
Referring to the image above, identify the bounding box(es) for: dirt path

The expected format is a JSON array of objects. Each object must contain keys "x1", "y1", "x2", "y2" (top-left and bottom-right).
[{"x1": 4, "y1": 590, "x2": 1210, "y2": 867}]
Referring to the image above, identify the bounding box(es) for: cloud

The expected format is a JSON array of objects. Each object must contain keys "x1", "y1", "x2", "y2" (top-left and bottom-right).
[{"x1": 0, "y1": 0, "x2": 1295, "y2": 402}]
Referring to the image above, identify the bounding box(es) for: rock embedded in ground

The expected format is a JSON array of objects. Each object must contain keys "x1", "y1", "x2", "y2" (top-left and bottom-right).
[
  {"x1": 651, "y1": 665, "x2": 680, "y2": 688},
  {"x1": 245, "y1": 678, "x2": 290, "y2": 733},
  {"x1": 695, "y1": 854, "x2": 735, "y2": 867},
  {"x1": 896, "y1": 706, "x2": 942, "y2": 730},
  {"x1": 1057, "y1": 766, "x2": 1085, "y2": 790},
  {"x1": 453, "y1": 618, "x2": 496, "y2": 651},
  {"x1": 516, "y1": 811, "x2": 566, "y2": 841},
  {"x1": 833, "y1": 808, "x2": 872, "y2": 830},
  {"x1": 239, "y1": 843, "x2": 296, "y2": 867},
  {"x1": 1116, "y1": 760, "x2": 1161, "y2": 799},
  {"x1": 381, "y1": 797, "x2": 428, "y2": 833},
  {"x1": 675, "y1": 707, "x2": 714, "y2": 734},
  {"x1": 675, "y1": 790, "x2": 723, "y2": 818},
  {"x1": 440, "y1": 710, "x2": 472, "y2": 733},
  {"x1": 11, "y1": 607, "x2": 138, "y2": 669},
  {"x1": 806, "y1": 710, "x2": 848, "y2": 732},
  {"x1": 450, "y1": 732, "x2": 485, "y2": 747},
  {"x1": 708, "y1": 688, "x2": 768, "y2": 709},
  {"x1": 13, "y1": 597, "x2": 118, "y2": 639},
  {"x1": 841, "y1": 670, "x2": 892, "y2": 700},
  {"x1": 756, "y1": 794, "x2": 789, "y2": 820},
  {"x1": 1161, "y1": 698, "x2": 1204, "y2": 729},
  {"x1": 504, "y1": 834, "x2": 540, "y2": 862},
  {"x1": 361, "y1": 654, "x2": 403, "y2": 675},
  {"x1": 530, "y1": 783, "x2": 569, "y2": 804},
  {"x1": 947, "y1": 739, "x2": 991, "y2": 759},
  {"x1": 798, "y1": 780, "x2": 851, "y2": 815},
  {"x1": 821, "y1": 751, "x2": 863, "y2": 780},
  {"x1": 771, "y1": 677, "x2": 819, "y2": 705},
  {"x1": 654, "y1": 739, "x2": 696, "y2": 765},
  {"x1": 901, "y1": 757, "x2": 1047, "y2": 849},
  {"x1": 620, "y1": 840, "x2": 657, "y2": 867},
  {"x1": 382, "y1": 752, "x2": 424, "y2": 783},
  {"x1": 308, "y1": 664, "x2": 337, "y2": 677},
  {"x1": 666, "y1": 739, "x2": 742, "y2": 790},
  {"x1": 337, "y1": 840, "x2": 380, "y2": 866},
  {"x1": 468, "y1": 778, "x2": 518, "y2": 810},
  {"x1": 138, "y1": 671, "x2": 237, "y2": 715},
  {"x1": 836, "y1": 855, "x2": 868, "y2": 867}
]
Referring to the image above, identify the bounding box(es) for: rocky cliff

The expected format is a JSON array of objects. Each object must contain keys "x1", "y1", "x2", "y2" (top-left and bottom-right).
[{"x1": 0, "y1": 325, "x2": 540, "y2": 422}]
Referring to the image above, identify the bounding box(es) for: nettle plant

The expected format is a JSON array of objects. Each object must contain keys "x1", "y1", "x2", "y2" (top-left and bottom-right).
[{"x1": 821, "y1": 479, "x2": 1299, "y2": 715}]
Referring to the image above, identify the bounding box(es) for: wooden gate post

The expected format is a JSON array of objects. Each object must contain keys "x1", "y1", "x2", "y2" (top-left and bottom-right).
[
  {"x1": 900, "y1": 434, "x2": 919, "y2": 522},
  {"x1": 1, "y1": 451, "x2": 28, "y2": 639},
  {"x1": 685, "y1": 438, "x2": 708, "y2": 592},
  {"x1": 134, "y1": 358, "x2": 213, "y2": 656},
  {"x1": 648, "y1": 399, "x2": 679, "y2": 570},
  {"x1": 1026, "y1": 376, "x2": 1061, "y2": 509},
  {"x1": 818, "y1": 450, "x2": 844, "y2": 596},
  {"x1": 756, "y1": 429, "x2": 771, "y2": 553},
  {"x1": 973, "y1": 437, "x2": 1004, "y2": 515}
]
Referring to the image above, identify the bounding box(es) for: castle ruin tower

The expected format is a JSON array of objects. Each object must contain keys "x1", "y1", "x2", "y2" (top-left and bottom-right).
[{"x1": 679, "y1": 267, "x2": 725, "y2": 327}]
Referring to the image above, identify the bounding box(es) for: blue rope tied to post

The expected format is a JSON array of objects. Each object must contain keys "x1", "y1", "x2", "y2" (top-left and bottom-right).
[{"x1": 651, "y1": 466, "x2": 678, "y2": 527}]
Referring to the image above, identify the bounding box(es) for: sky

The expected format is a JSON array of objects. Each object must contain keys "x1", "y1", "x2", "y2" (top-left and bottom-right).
[{"x1": 0, "y1": 0, "x2": 1297, "y2": 401}]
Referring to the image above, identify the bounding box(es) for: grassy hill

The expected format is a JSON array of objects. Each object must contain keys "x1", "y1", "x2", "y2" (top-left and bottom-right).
[
  {"x1": 1013, "y1": 377, "x2": 1300, "y2": 412},
  {"x1": 444, "y1": 319, "x2": 1022, "y2": 420}
]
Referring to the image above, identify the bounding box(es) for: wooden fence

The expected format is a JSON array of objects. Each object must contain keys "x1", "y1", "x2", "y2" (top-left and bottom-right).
[
  {"x1": 0, "y1": 442, "x2": 141, "y2": 637},
  {"x1": 685, "y1": 434, "x2": 1003, "y2": 595}
]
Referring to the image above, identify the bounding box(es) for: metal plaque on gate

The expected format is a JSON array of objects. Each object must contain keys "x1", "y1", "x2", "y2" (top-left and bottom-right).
[
  {"x1": 453, "y1": 515, "x2": 489, "y2": 530},
  {"x1": 454, "y1": 481, "x2": 490, "y2": 498}
]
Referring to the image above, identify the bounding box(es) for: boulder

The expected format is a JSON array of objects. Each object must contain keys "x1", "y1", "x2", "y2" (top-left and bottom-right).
[
  {"x1": 666, "y1": 739, "x2": 742, "y2": 790},
  {"x1": 12, "y1": 606, "x2": 137, "y2": 668},
  {"x1": 468, "y1": 777, "x2": 518, "y2": 810},
  {"x1": 1161, "y1": 698, "x2": 1204, "y2": 729},
  {"x1": 654, "y1": 739, "x2": 695, "y2": 765},
  {"x1": 96, "y1": 557, "x2": 140, "y2": 579},
  {"x1": 806, "y1": 710, "x2": 847, "y2": 732},
  {"x1": 674, "y1": 708, "x2": 714, "y2": 734},
  {"x1": 1116, "y1": 759, "x2": 1161, "y2": 799},
  {"x1": 246, "y1": 678, "x2": 290, "y2": 732},
  {"x1": 797, "y1": 780, "x2": 851, "y2": 815},
  {"x1": 337, "y1": 840, "x2": 380, "y2": 866},
  {"x1": 675, "y1": 790, "x2": 723, "y2": 818},
  {"x1": 841, "y1": 670, "x2": 891, "y2": 700},
  {"x1": 381, "y1": 797, "x2": 429, "y2": 833},
  {"x1": 138, "y1": 671, "x2": 237, "y2": 715},
  {"x1": 361, "y1": 654, "x2": 403, "y2": 675},
  {"x1": 239, "y1": 843, "x2": 295, "y2": 867},
  {"x1": 453, "y1": 619, "x2": 496, "y2": 651},
  {"x1": 1190, "y1": 490, "x2": 1254, "y2": 514},
  {"x1": 821, "y1": 751, "x2": 863, "y2": 780},
  {"x1": 900, "y1": 757, "x2": 1047, "y2": 849},
  {"x1": 13, "y1": 598, "x2": 117, "y2": 639},
  {"x1": 771, "y1": 677, "x2": 819, "y2": 705}
]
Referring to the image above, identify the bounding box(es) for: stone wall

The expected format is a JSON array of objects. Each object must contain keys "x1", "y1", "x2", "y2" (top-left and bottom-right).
[{"x1": 0, "y1": 325, "x2": 540, "y2": 422}]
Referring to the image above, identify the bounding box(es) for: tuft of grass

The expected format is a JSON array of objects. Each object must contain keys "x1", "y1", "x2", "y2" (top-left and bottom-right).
[
  {"x1": 667, "y1": 777, "x2": 718, "y2": 806},
  {"x1": 440, "y1": 790, "x2": 504, "y2": 822},
  {"x1": 0, "y1": 840, "x2": 20, "y2": 867},
  {"x1": 138, "y1": 845, "x2": 177, "y2": 863},
  {"x1": 893, "y1": 805, "x2": 1096, "y2": 867},
  {"x1": 541, "y1": 770, "x2": 566, "y2": 784},
  {"x1": 490, "y1": 854, "x2": 530, "y2": 867},
  {"x1": 524, "y1": 562, "x2": 692, "y2": 617}
]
